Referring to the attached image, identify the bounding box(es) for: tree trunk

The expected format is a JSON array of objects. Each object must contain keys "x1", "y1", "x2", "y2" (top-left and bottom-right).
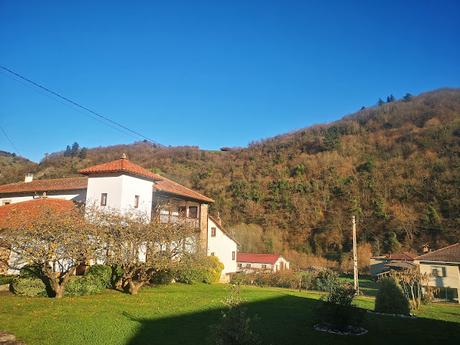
[
  {"x1": 54, "y1": 285, "x2": 65, "y2": 299},
  {"x1": 127, "y1": 280, "x2": 143, "y2": 295}
]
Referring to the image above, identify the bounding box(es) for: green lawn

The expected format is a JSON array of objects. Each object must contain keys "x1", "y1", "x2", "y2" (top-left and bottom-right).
[{"x1": 1, "y1": 284, "x2": 459, "y2": 345}]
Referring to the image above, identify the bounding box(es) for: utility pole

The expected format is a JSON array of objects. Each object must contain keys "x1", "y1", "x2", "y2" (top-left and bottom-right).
[{"x1": 352, "y1": 215, "x2": 359, "y2": 294}]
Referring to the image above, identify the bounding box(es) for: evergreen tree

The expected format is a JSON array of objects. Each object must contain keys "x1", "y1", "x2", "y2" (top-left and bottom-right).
[
  {"x1": 386, "y1": 94, "x2": 395, "y2": 103},
  {"x1": 383, "y1": 231, "x2": 401, "y2": 253},
  {"x1": 403, "y1": 93, "x2": 413, "y2": 102},
  {"x1": 64, "y1": 145, "x2": 72, "y2": 157},
  {"x1": 78, "y1": 147, "x2": 88, "y2": 159},
  {"x1": 70, "y1": 142, "x2": 80, "y2": 157}
]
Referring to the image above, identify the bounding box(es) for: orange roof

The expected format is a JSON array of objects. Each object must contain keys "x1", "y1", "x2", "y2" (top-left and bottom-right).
[
  {"x1": 79, "y1": 158, "x2": 162, "y2": 181},
  {"x1": 0, "y1": 198, "x2": 76, "y2": 229},
  {"x1": 0, "y1": 177, "x2": 88, "y2": 194},
  {"x1": 416, "y1": 243, "x2": 460, "y2": 263},
  {"x1": 237, "y1": 253, "x2": 283, "y2": 265},
  {"x1": 154, "y1": 176, "x2": 214, "y2": 203}
]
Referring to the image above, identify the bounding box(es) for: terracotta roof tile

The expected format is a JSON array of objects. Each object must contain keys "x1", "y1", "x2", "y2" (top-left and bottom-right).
[
  {"x1": 153, "y1": 176, "x2": 214, "y2": 203},
  {"x1": 0, "y1": 177, "x2": 88, "y2": 195},
  {"x1": 0, "y1": 198, "x2": 76, "y2": 229},
  {"x1": 79, "y1": 158, "x2": 162, "y2": 181},
  {"x1": 416, "y1": 243, "x2": 460, "y2": 263},
  {"x1": 237, "y1": 252, "x2": 282, "y2": 265}
]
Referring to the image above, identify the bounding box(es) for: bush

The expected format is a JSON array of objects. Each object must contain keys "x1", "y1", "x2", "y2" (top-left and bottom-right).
[
  {"x1": 86, "y1": 265, "x2": 112, "y2": 288},
  {"x1": 210, "y1": 286, "x2": 260, "y2": 345},
  {"x1": 110, "y1": 265, "x2": 124, "y2": 288},
  {"x1": 316, "y1": 283, "x2": 365, "y2": 331},
  {"x1": 0, "y1": 275, "x2": 14, "y2": 285},
  {"x1": 150, "y1": 269, "x2": 175, "y2": 285},
  {"x1": 174, "y1": 256, "x2": 224, "y2": 284},
  {"x1": 375, "y1": 277, "x2": 410, "y2": 315},
  {"x1": 315, "y1": 269, "x2": 339, "y2": 292},
  {"x1": 10, "y1": 277, "x2": 47, "y2": 297},
  {"x1": 19, "y1": 265, "x2": 42, "y2": 278},
  {"x1": 64, "y1": 275, "x2": 105, "y2": 296}
]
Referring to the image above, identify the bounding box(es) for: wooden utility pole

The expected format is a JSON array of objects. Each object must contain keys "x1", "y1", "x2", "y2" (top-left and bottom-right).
[{"x1": 352, "y1": 215, "x2": 359, "y2": 294}]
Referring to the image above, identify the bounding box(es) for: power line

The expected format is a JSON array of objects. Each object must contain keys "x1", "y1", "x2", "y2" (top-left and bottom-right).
[
  {"x1": 0, "y1": 124, "x2": 20, "y2": 155},
  {"x1": 0, "y1": 65, "x2": 161, "y2": 146}
]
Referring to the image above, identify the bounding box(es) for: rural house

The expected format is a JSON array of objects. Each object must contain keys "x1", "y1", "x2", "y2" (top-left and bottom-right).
[
  {"x1": 0, "y1": 155, "x2": 238, "y2": 281},
  {"x1": 369, "y1": 252, "x2": 416, "y2": 277},
  {"x1": 237, "y1": 253, "x2": 290, "y2": 272},
  {"x1": 415, "y1": 243, "x2": 460, "y2": 303}
]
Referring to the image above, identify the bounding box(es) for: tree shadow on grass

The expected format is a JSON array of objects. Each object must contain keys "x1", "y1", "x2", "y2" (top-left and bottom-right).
[{"x1": 123, "y1": 293, "x2": 460, "y2": 345}]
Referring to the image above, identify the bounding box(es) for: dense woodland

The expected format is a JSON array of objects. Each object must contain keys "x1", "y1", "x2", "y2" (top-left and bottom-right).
[{"x1": 1, "y1": 89, "x2": 459, "y2": 268}]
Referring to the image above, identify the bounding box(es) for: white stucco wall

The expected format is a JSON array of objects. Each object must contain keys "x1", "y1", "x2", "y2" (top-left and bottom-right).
[
  {"x1": 0, "y1": 190, "x2": 86, "y2": 206},
  {"x1": 85, "y1": 174, "x2": 153, "y2": 220},
  {"x1": 417, "y1": 261, "x2": 460, "y2": 290},
  {"x1": 207, "y1": 217, "x2": 237, "y2": 280}
]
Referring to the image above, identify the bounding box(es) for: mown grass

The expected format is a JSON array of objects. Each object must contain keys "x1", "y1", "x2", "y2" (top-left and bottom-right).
[{"x1": 0, "y1": 283, "x2": 459, "y2": 345}]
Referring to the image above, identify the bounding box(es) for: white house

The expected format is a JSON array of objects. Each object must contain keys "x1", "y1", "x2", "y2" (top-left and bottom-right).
[
  {"x1": 237, "y1": 253, "x2": 290, "y2": 273},
  {"x1": 207, "y1": 215, "x2": 238, "y2": 282},
  {"x1": 0, "y1": 155, "x2": 238, "y2": 281},
  {"x1": 414, "y1": 243, "x2": 460, "y2": 303}
]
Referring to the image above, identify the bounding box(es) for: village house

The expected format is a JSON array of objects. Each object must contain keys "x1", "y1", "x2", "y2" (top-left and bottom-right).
[
  {"x1": 0, "y1": 155, "x2": 238, "y2": 281},
  {"x1": 415, "y1": 243, "x2": 460, "y2": 304},
  {"x1": 237, "y1": 252, "x2": 290, "y2": 273},
  {"x1": 369, "y1": 252, "x2": 416, "y2": 277}
]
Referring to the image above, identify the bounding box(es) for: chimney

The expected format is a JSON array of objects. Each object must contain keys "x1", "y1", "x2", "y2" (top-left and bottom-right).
[
  {"x1": 216, "y1": 211, "x2": 222, "y2": 225},
  {"x1": 422, "y1": 243, "x2": 430, "y2": 254},
  {"x1": 24, "y1": 173, "x2": 34, "y2": 183}
]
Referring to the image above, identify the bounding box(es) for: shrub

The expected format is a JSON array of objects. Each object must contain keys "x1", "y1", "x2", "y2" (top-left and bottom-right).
[
  {"x1": 110, "y1": 265, "x2": 124, "y2": 288},
  {"x1": 10, "y1": 277, "x2": 47, "y2": 297},
  {"x1": 0, "y1": 275, "x2": 14, "y2": 285},
  {"x1": 19, "y1": 265, "x2": 42, "y2": 278},
  {"x1": 230, "y1": 271, "x2": 311, "y2": 290},
  {"x1": 316, "y1": 283, "x2": 365, "y2": 331},
  {"x1": 86, "y1": 265, "x2": 112, "y2": 288},
  {"x1": 315, "y1": 269, "x2": 339, "y2": 292},
  {"x1": 64, "y1": 275, "x2": 105, "y2": 296},
  {"x1": 175, "y1": 256, "x2": 224, "y2": 284},
  {"x1": 150, "y1": 269, "x2": 175, "y2": 285},
  {"x1": 210, "y1": 285, "x2": 260, "y2": 345},
  {"x1": 375, "y1": 277, "x2": 410, "y2": 315}
]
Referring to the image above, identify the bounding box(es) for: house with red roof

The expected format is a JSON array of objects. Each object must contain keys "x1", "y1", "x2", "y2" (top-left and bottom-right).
[
  {"x1": 370, "y1": 252, "x2": 417, "y2": 277},
  {"x1": 0, "y1": 155, "x2": 238, "y2": 280},
  {"x1": 236, "y1": 252, "x2": 290, "y2": 273}
]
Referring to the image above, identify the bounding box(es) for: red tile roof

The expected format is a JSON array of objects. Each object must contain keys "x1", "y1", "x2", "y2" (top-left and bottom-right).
[
  {"x1": 416, "y1": 243, "x2": 460, "y2": 263},
  {"x1": 0, "y1": 177, "x2": 88, "y2": 194},
  {"x1": 0, "y1": 158, "x2": 214, "y2": 203},
  {"x1": 237, "y1": 252, "x2": 282, "y2": 265},
  {"x1": 0, "y1": 198, "x2": 76, "y2": 229},
  {"x1": 153, "y1": 176, "x2": 214, "y2": 203},
  {"x1": 79, "y1": 158, "x2": 162, "y2": 181},
  {"x1": 386, "y1": 252, "x2": 416, "y2": 261}
]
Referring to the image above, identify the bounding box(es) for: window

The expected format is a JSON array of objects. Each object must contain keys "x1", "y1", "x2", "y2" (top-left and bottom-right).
[
  {"x1": 100, "y1": 193, "x2": 107, "y2": 206},
  {"x1": 238, "y1": 263, "x2": 242, "y2": 268},
  {"x1": 2, "y1": 200, "x2": 11, "y2": 205},
  {"x1": 262, "y1": 264, "x2": 267, "y2": 269},
  {"x1": 232, "y1": 251, "x2": 235, "y2": 260},
  {"x1": 432, "y1": 266, "x2": 447, "y2": 277},
  {"x1": 246, "y1": 263, "x2": 251, "y2": 268},
  {"x1": 134, "y1": 195, "x2": 140, "y2": 208},
  {"x1": 188, "y1": 206, "x2": 198, "y2": 219},
  {"x1": 211, "y1": 252, "x2": 215, "y2": 256},
  {"x1": 211, "y1": 227, "x2": 217, "y2": 237},
  {"x1": 178, "y1": 206, "x2": 186, "y2": 217}
]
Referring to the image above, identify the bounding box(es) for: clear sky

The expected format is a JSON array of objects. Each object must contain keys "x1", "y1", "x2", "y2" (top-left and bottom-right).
[{"x1": 1, "y1": 0, "x2": 459, "y2": 162}]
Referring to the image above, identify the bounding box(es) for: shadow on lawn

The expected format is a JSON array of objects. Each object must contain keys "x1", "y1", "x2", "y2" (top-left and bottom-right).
[{"x1": 123, "y1": 293, "x2": 460, "y2": 345}]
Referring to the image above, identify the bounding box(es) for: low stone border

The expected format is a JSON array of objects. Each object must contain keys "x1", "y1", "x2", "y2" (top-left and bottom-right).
[
  {"x1": 367, "y1": 310, "x2": 416, "y2": 319},
  {"x1": 314, "y1": 323, "x2": 368, "y2": 336}
]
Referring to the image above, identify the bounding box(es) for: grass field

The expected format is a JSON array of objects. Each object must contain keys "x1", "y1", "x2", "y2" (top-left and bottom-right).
[{"x1": 1, "y1": 283, "x2": 459, "y2": 345}]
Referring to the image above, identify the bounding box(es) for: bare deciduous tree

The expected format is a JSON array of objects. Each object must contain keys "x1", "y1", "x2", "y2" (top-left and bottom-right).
[{"x1": 1, "y1": 203, "x2": 101, "y2": 298}]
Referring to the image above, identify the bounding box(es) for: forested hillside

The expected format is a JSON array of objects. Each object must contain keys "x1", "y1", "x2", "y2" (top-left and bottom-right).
[{"x1": 1, "y1": 88, "x2": 459, "y2": 264}]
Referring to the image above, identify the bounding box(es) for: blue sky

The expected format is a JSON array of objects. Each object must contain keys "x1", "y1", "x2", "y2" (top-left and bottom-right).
[{"x1": 1, "y1": 0, "x2": 459, "y2": 162}]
